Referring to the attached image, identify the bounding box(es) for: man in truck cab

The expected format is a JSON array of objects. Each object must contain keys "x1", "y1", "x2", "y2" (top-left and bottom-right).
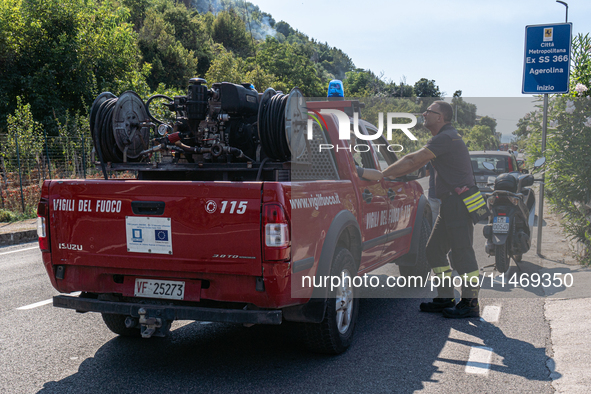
[{"x1": 381, "y1": 101, "x2": 481, "y2": 319}]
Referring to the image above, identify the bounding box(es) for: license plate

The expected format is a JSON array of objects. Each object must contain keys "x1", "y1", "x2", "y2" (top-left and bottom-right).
[
  {"x1": 492, "y1": 216, "x2": 509, "y2": 233},
  {"x1": 134, "y1": 278, "x2": 185, "y2": 300},
  {"x1": 477, "y1": 182, "x2": 487, "y2": 189}
]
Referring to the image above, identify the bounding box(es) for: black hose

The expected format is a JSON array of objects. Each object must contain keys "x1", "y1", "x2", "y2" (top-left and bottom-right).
[
  {"x1": 104, "y1": 101, "x2": 123, "y2": 162},
  {"x1": 98, "y1": 98, "x2": 119, "y2": 163},
  {"x1": 256, "y1": 157, "x2": 270, "y2": 181},
  {"x1": 259, "y1": 93, "x2": 290, "y2": 161},
  {"x1": 92, "y1": 108, "x2": 109, "y2": 180},
  {"x1": 94, "y1": 98, "x2": 114, "y2": 163},
  {"x1": 146, "y1": 94, "x2": 174, "y2": 125},
  {"x1": 92, "y1": 94, "x2": 149, "y2": 164}
]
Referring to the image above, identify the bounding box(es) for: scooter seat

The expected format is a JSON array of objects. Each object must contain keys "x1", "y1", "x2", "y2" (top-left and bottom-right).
[{"x1": 494, "y1": 173, "x2": 518, "y2": 192}]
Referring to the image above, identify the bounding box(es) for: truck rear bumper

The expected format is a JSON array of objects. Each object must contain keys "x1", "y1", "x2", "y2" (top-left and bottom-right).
[{"x1": 53, "y1": 295, "x2": 283, "y2": 325}]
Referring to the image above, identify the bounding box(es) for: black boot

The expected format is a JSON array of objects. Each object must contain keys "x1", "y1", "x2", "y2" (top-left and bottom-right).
[
  {"x1": 442, "y1": 298, "x2": 479, "y2": 318},
  {"x1": 420, "y1": 297, "x2": 456, "y2": 313},
  {"x1": 420, "y1": 269, "x2": 455, "y2": 313}
]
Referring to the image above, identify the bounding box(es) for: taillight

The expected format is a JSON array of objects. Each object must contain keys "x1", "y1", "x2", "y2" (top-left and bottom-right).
[
  {"x1": 37, "y1": 198, "x2": 50, "y2": 252},
  {"x1": 507, "y1": 196, "x2": 520, "y2": 206},
  {"x1": 262, "y1": 203, "x2": 290, "y2": 261}
]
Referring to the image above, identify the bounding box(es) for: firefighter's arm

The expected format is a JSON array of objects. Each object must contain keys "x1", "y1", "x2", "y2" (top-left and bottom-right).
[
  {"x1": 382, "y1": 148, "x2": 435, "y2": 179},
  {"x1": 357, "y1": 167, "x2": 383, "y2": 181}
]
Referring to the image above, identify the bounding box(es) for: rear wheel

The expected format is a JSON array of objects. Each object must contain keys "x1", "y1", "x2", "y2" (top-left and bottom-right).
[
  {"x1": 101, "y1": 313, "x2": 141, "y2": 337},
  {"x1": 399, "y1": 212, "x2": 432, "y2": 280},
  {"x1": 302, "y1": 248, "x2": 359, "y2": 354},
  {"x1": 495, "y1": 244, "x2": 511, "y2": 274}
]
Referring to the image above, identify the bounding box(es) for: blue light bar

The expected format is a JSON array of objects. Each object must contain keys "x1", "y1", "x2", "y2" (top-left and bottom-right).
[{"x1": 327, "y1": 79, "x2": 344, "y2": 97}]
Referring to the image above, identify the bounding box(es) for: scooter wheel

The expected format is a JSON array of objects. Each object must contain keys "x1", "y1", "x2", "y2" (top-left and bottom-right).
[{"x1": 495, "y1": 244, "x2": 511, "y2": 274}]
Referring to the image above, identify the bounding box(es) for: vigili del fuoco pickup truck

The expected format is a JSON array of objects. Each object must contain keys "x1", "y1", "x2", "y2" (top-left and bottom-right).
[{"x1": 37, "y1": 81, "x2": 431, "y2": 354}]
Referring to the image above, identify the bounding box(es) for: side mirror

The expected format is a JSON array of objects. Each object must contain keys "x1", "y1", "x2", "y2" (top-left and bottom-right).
[
  {"x1": 482, "y1": 162, "x2": 495, "y2": 171},
  {"x1": 534, "y1": 157, "x2": 546, "y2": 168}
]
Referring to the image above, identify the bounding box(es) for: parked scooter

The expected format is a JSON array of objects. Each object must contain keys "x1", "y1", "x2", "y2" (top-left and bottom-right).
[{"x1": 482, "y1": 157, "x2": 546, "y2": 273}]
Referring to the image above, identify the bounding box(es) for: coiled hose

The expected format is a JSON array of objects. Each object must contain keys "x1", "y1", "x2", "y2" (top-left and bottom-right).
[
  {"x1": 90, "y1": 92, "x2": 148, "y2": 164},
  {"x1": 145, "y1": 94, "x2": 173, "y2": 125},
  {"x1": 258, "y1": 93, "x2": 290, "y2": 161}
]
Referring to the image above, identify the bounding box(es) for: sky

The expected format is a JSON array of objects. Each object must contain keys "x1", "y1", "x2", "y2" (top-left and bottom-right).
[{"x1": 248, "y1": 0, "x2": 591, "y2": 142}]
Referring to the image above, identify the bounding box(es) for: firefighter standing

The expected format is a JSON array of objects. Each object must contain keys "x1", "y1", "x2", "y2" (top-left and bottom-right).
[{"x1": 381, "y1": 101, "x2": 480, "y2": 318}]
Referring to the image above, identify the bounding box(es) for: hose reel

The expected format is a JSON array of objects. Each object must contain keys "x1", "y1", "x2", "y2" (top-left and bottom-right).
[
  {"x1": 89, "y1": 91, "x2": 150, "y2": 163},
  {"x1": 89, "y1": 80, "x2": 310, "y2": 165}
]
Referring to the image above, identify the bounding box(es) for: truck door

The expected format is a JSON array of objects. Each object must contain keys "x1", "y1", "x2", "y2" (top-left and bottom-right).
[
  {"x1": 350, "y1": 130, "x2": 390, "y2": 272},
  {"x1": 370, "y1": 135, "x2": 414, "y2": 263}
]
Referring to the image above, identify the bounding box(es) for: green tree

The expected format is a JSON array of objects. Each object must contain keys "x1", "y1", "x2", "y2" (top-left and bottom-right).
[
  {"x1": 397, "y1": 77, "x2": 415, "y2": 98},
  {"x1": 478, "y1": 116, "x2": 497, "y2": 134},
  {"x1": 0, "y1": 0, "x2": 144, "y2": 133},
  {"x1": 121, "y1": 0, "x2": 150, "y2": 31},
  {"x1": 254, "y1": 37, "x2": 323, "y2": 96},
  {"x1": 525, "y1": 96, "x2": 591, "y2": 264},
  {"x1": 157, "y1": 0, "x2": 214, "y2": 77},
  {"x1": 516, "y1": 35, "x2": 591, "y2": 264},
  {"x1": 212, "y1": 9, "x2": 253, "y2": 58},
  {"x1": 138, "y1": 9, "x2": 198, "y2": 90},
  {"x1": 414, "y1": 78, "x2": 442, "y2": 98},
  {"x1": 453, "y1": 98, "x2": 477, "y2": 127},
  {"x1": 569, "y1": 33, "x2": 591, "y2": 96},
  {"x1": 4, "y1": 97, "x2": 44, "y2": 179},
  {"x1": 414, "y1": 78, "x2": 442, "y2": 111},
  {"x1": 463, "y1": 125, "x2": 497, "y2": 151},
  {"x1": 205, "y1": 45, "x2": 245, "y2": 84},
  {"x1": 343, "y1": 70, "x2": 384, "y2": 97}
]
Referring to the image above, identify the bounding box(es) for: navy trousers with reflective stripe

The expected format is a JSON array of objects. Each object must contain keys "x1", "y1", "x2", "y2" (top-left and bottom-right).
[{"x1": 426, "y1": 193, "x2": 479, "y2": 276}]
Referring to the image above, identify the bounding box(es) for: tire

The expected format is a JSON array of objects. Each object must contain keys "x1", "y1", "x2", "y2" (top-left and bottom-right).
[
  {"x1": 399, "y1": 213, "x2": 432, "y2": 280},
  {"x1": 101, "y1": 313, "x2": 141, "y2": 337},
  {"x1": 302, "y1": 248, "x2": 359, "y2": 355},
  {"x1": 495, "y1": 243, "x2": 511, "y2": 274}
]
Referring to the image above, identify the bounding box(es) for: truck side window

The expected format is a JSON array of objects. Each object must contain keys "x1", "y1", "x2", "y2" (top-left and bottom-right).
[
  {"x1": 349, "y1": 124, "x2": 376, "y2": 170},
  {"x1": 351, "y1": 136, "x2": 376, "y2": 169},
  {"x1": 371, "y1": 135, "x2": 398, "y2": 172}
]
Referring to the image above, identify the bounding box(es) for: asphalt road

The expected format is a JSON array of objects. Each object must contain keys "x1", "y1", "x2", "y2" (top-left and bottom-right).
[{"x1": 0, "y1": 205, "x2": 559, "y2": 394}]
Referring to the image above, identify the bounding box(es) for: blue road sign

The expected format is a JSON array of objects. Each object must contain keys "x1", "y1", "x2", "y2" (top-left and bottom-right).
[{"x1": 523, "y1": 23, "x2": 572, "y2": 94}]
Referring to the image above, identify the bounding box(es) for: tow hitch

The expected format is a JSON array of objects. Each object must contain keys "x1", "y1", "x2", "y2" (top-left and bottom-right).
[{"x1": 134, "y1": 308, "x2": 171, "y2": 338}]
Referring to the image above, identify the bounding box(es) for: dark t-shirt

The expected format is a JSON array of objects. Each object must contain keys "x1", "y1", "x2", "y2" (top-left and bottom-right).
[
  {"x1": 426, "y1": 162, "x2": 436, "y2": 200},
  {"x1": 424, "y1": 123, "x2": 474, "y2": 199}
]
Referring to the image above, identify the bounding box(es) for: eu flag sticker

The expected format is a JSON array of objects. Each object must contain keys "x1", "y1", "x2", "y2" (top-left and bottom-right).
[{"x1": 155, "y1": 229, "x2": 169, "y2": 242}]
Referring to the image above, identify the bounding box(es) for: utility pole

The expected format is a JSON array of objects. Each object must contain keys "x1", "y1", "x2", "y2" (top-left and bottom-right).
[{"x1": 536, "y1": 1, "x2": 569, "y2": 255}]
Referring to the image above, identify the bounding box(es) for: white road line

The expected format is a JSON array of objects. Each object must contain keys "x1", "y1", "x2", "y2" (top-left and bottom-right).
[
  {"x1": 465, "y1": 346, "x2": 494, "y2": 375},
  {"x1": 481, "y1": 306, "x2": 501, "y2": 323},
  {"x1": 16, "y1": 292, "x2": 81, "y2": 310},
  {"x1": 16, "y1": 299, "x2": 53, "y2": 310},
  {"x1": 0, "y1": 246, "x2": 38, "y2": 256}
]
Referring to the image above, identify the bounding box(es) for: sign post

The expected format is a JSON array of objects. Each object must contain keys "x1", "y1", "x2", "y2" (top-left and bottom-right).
[{"x1": 522, "y1": 22, "x2": 572, "y2": 256}]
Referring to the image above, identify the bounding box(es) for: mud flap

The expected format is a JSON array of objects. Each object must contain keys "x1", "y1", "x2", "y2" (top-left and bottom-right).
[{"x1": 493, "y1": 233, "x2": 509, "y2": 245}]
